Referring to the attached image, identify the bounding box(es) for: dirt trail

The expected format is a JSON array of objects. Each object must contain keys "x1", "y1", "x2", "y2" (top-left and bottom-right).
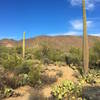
[{"x1": 3, "y1": 65, "x2": 77, "y2": 100}]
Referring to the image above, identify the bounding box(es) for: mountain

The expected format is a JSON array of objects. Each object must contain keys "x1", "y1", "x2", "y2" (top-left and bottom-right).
[
  {"x1": 0, "y1": 39, "x2": 17, "y2": 47},
  {"x1": 0, "y1": 35, "x2": 100, "y2": 51}
]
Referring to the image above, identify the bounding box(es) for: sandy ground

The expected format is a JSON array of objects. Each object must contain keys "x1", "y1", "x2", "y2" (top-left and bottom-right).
[
  {"x1": 3, "y1": 65, "x2": 100, "y2": 100},
  {"x1": 3, "y1": 65, "x2": 78, "y2": 100}
]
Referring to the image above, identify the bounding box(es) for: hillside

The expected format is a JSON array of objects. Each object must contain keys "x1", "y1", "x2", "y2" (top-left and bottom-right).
[
  {"x1": 0, "y1": 35, "x2": 100, "y2": 51},
  {"x1": 0, "y1": 39, "x2": 17, "y2": 47}
]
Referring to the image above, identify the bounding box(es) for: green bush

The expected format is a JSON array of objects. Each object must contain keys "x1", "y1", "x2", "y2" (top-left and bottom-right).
[
  {"x1": 78, "y1": 69, "x2": 100, "y2": 85},
  {"x1": 15, "y1": 60, "x2": 34, "y2": 74},
  {"x1": 15, "y1": 46, "x2": 22, "y2": 54},
  {"x1": 3, "y1": 88, "x2": 14, "y2": 98},
  {"x1": 24, "y1": 48, "x2": 35, "y2": 60},
  {"x1": 33, "y1": 45, "x2": 66, "y2": 64},
  {"x1": 51, "y1": 80, "x2": 82, "y2": 100},
  {"x1": 0, "y1": 46, "x2": 11, "y2": 65},
  {"x1": 17, "y1": 74, "x2": 29, "y2": 86},
  {"x1": 0, "y1": 46, "x2": 10, "y2": 54},
  {"x1": 28, "y1": 62, "x2": 42, "y2": 86},
  {"x1": 65, "y1": 47, "x2": 82, "y2": 66},
  {"x1": 2, "y1": 54, "x2": 23, "y2": 71},
  {"x1": 15, "y1": 60, "x2": 42, "y2": 87},
  {"x1": 89, "y1": 41, "x2": 100, "y2": 68},
  {"x1": 48, "y1": 49, "x2": 66, "y2": 62}
]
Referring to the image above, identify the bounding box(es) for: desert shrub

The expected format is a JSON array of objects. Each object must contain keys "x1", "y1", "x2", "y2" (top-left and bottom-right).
[
  {"x1": 0, "y1": 87, "x2": 14, "y2": 99},
  {"x1": 89, "y1": 41, "x2": 100, "y2": 68},
  {"x1": 0, "y1": 53, "x2": 9, "y2": 65},
  {"x1": 25, "y1": 48, "x2": 35, "y2": 60},
  {"x1": 0, "y1": 46, "x2": 10, "y2": 54},
  {"x1": 0, "y1": 58, "x2": 42, "y2": 89},
  {"x1": 0, "y1": 69, "x2": 20, "y2": 98},
  {"x1": 56, "y1": 70, "x2": 63, "y2": 77},
  {"x1": 33, "y1": 43, "x2": 50, "y2": 64},
  {"x1": 0, "y1": 46, "x2": 11, "y2": 65},
  {"x1": 51, "y1": 80, "x2": 82, "y2": 100},
  {"x1": 78, "y1": 69, "x2": 100, "y2": 85},
  {"x1": 15, "y1": 46, "x2": 22, "y2": 54},
  {"x1": 1, "y1": 73, "x2": 29, "y2": 89},
  {"x1": 17, "y1": 74, "x2": 29, "y2": 86},
  {"x1": 15, "y1": 60, "x2": 34, "y2": 74},
  {"x1": 2, "y1": 54, "x2": 23, "y2": 71},
  {"x1": 0, "y1": 68, "x2": 16, "y2": 90},
  {"x1": 28, "y1": 62, "x2": 42, "y2": 86},
  {"x1": 33, "y1": 44, "x2": 66, "y2": 64},
  {"x1": 3, "y1": 88, "x2": 14, "y2": 98},
  {"x1": 65, "y1": 47, "x2": 82, "y2": 66},
  {"x1": 14, "y1": 60, "x2": 42, "y2": 86},
  {"x1": 54, "y1": 61, "x2": 66, "y2": 67},
  {"x1": 48, "y1": 49, "x2": 66, "y2": 62},
  {"x1": 23, "y1": 60, "x2": 42, "y2": 86},
  {"x1": 15, "y1": 60, "x2": 43, "y2": 87},
  {"x1": 0, "y1": 46, "x2": 17, "y2": 55}
]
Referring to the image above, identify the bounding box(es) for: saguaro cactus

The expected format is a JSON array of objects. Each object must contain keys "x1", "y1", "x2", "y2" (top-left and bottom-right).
[
  {"x1": 23, "y1": 32, "x2": 25, "y2": 59},
  {"x1": 82, "y1": 0, "x2": 89, "y2": 74}
]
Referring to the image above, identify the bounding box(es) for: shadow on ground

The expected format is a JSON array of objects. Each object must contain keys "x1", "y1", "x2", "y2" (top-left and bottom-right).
[
  {"x1": 82, "y1": 86, "x2": 100, "y2": 100},
  {"x1": 27, "y1": 87, "x2": 54, "y2": 100}
]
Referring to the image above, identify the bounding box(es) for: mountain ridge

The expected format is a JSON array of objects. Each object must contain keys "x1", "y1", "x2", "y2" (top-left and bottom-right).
[{"x1": 0, "y1": 35, "x2": 100, "y2": 50}]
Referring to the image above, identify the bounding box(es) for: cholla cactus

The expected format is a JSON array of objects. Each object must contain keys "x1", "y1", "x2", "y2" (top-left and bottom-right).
[
  {"x1": 23, "y1": 32, "x2": 25, "y2": 59},
  {"x1": 82, "y1": 0, "x2": 89, "y2": 74}
]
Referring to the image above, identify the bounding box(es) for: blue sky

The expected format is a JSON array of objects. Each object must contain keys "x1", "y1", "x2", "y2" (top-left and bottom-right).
[{"x1": 0, "y1": 0, "x2": 100, "y2": 40}]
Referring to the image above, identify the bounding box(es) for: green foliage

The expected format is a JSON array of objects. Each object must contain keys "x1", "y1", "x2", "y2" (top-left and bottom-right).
[
  {"x1": 78, "y1": 69, "x2": 100, "y2": 85},
  {"x1": 48, "y1": 49, "x2": 65, "y2": 62},
  {"x1": 33, "y1": 44, "x2": 66, "y2": 64},
  {"x1": 15, "y1": 46, "x2": 22, "y2": 54},
  {"x1": 25, "y1": 48, "x2": 34, "y2": 60},
  {"x1": 89, "y1": 41, "x2": 100, "y2": 67},
  {"x1": 51, "y1": 80, "x2": 82, "y2": 100},
  {"x1": 0, "y1": 87, "x2": 19, "y2": 99},
  {"x1": 28, "y1": 62, "x2": 42, "y2": 86},
  {"x1": 2, "y1": 54, "x2": 23, "y2": 71},
  {"x1": 4, "y1": 88, "x2": 14, "y2": 98},
  {"x1": 66, "y1": 47, "x2": 82, "y2": 66},
  {"x1": 14, "y1": 60, "x2": 42, "y2": 86},
  {"x1": 0, "y1": 46, "x2": 11, "y2": 64},
  {"x1": 17, "y1": 74, "x2": 29, "y2": 86},
  {"x1": 15, "y1": 60, "x2": 34, "y2": 74},
  {"x1": 0, "y1": 46, "x2": 10, "y2": 54}
]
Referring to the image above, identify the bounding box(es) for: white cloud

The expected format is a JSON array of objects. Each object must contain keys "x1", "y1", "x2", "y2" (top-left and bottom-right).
[
  {"x1": 48, "y1": 31, "x2": 81, "y2": 36},
  {"x1": 70, "y1": 0, "x2": 82, "y2": 6},
  {"x1": 70, "y1": 20, "x2": 83, "y2": 30},
  {"x1": 89, "y1": 33, "x2": 100, "y2": 36},
  {"x1": 87, "y1": 21, "x2": 93, "y2": 27},
  {"x1": 63, "y1": 31, "x2": 81, "y2": 35},
  {"x1": 69, "y1": 0, "x2": 100, "y2": 10},
  {"x1": 70, "y1": 19, "x2": 93, "y2": 30},
  {"x1": 49, "y1": 32, "x2": 100, "y2": 37}
]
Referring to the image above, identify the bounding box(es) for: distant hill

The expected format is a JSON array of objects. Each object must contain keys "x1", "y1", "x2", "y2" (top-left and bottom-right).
[
  {"x1": 0, "y1": 35, "x2": 100, "y2": 51},
  {"x1": 0, "y1": 39, "x2": 17, "y2": 47}
]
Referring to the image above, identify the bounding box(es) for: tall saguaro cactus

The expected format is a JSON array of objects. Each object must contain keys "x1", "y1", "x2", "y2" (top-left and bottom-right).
[
  {"x1": 82, "y1": 0, "x2": 89, "y2": 74},
  {"x1": 23, "y1": 32, "x2": 25, "y2": 59}
]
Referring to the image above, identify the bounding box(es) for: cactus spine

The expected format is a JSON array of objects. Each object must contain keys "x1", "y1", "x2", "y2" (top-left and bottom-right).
[
  {"x1": 23, "y1": 32, "x2": 25, "y2": 59},
  {"x1": 82, "y1": 0, "x2": 89, "y2": 74}
]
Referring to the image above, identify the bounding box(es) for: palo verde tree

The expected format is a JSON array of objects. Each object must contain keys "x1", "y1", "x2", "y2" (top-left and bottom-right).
[
  {"x1": 82, "y1": 0, "x2": 89, "y2": 74},
  {"x1": 23, "y1": 32, "x2": 25, "y2": 59}
]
